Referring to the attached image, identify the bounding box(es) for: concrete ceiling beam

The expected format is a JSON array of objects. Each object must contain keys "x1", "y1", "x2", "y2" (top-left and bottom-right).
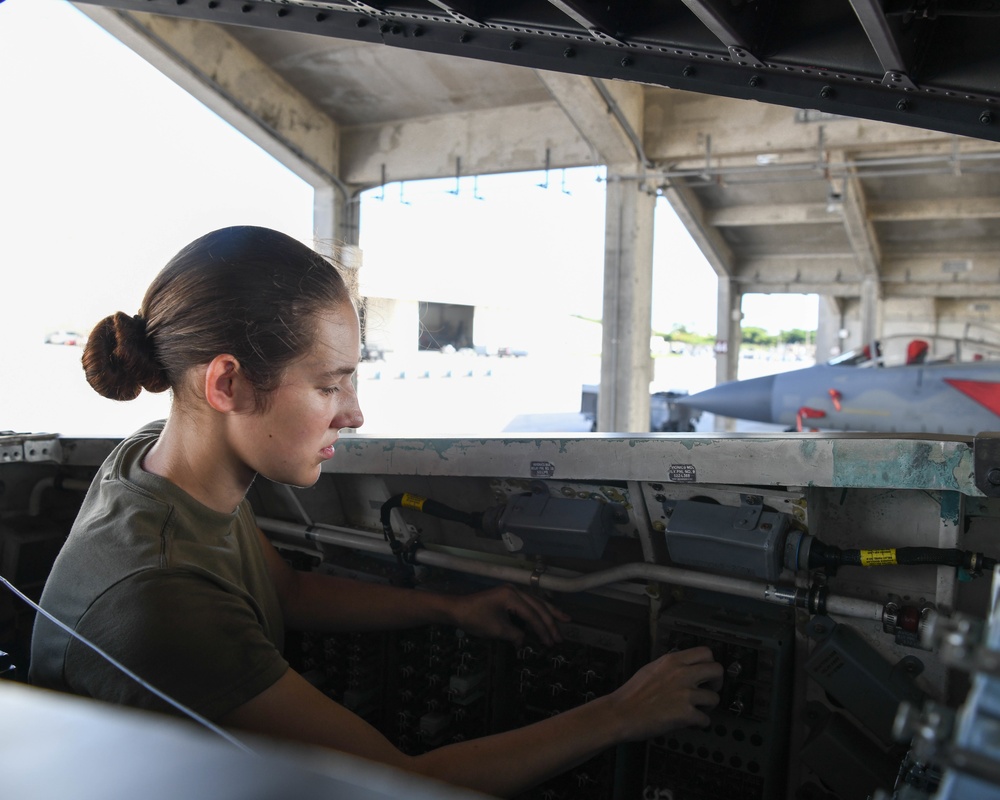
[
  {"x1": 708, "y1": 203, "x2": 838, "y2": 227},
  {"x1": 837, "y1": 168, "x2": 882, "y2": 281},
  {"x1": 736, "y1": 254, "x2": 858, "y2": 288},
  {"x1": 74, "y1": 7, "x2": 340, "y2": 189},
  {"x1": 642, "y1": 90, "x2": 954, "y2": 165},
  {"x1": 869, "y1": 197, "x2": 1000, "y2": 222},
  {"x1": 534, "y1": 71, "x2": 645, "y2": 166},
  {"x1": 339, "y1": 102, "x2": 593, "y2": 186},
  {"x1": 660, "y1": 182, "x2": 736, "y2": 280}
]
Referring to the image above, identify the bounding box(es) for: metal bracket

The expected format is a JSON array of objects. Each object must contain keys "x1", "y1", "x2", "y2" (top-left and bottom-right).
[
  {"x1": 0, "y1": 433, "x2": 63, "y2": 465},
  {"x1": 973, "y1": 433, "x2": 1000, "y2": 497}
]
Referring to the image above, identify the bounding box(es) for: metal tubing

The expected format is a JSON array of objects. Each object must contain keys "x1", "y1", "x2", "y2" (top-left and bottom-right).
[
  {"x1": 258, "y1": 517, "x2": 885, "y2": 622},
  {"x1": 825, "y1": 593, "x2": 885, "y2": 621}
]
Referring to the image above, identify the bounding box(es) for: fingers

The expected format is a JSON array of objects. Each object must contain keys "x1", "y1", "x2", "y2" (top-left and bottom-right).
[
  {"x1": 673, "y1": 645, "x2": 716, "y2": 665},
  {"x1": 504, "y1": 586, "x2": 566, "y2": 646},
  {"x1": 691, "y1": 687, "x2": 720, "y2": 710}
]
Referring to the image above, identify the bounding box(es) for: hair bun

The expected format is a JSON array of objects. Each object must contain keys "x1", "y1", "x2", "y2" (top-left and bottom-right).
[{"x1": 82, "y1": 311, "x2": 169, "y2": 400}]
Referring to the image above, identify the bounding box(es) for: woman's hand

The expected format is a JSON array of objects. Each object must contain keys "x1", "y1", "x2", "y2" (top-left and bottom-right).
[
  {"x1": 606, "y1": 646, "x2": 723, "y2": 741},
  {"x1": 448, "y1": 584, "x2": 571, "y2": 646}
]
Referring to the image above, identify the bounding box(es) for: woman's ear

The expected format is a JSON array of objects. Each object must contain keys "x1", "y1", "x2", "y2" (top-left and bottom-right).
[{"x1": 203, "y1": 354, "x2": 252, "y2": 413}]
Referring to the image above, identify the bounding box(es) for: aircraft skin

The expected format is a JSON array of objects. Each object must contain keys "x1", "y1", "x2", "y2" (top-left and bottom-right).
[{"x1": 676, "y1": 360, "x2": 1000, "y2": 435}]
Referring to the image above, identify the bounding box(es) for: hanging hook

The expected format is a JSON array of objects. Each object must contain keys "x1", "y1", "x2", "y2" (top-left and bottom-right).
[
  {"x1": 447, "y1": 157, "x2": 462, "y2": 196},
  {"x1": 537, "y1": 148, "x2": 551, "y2": 189}
]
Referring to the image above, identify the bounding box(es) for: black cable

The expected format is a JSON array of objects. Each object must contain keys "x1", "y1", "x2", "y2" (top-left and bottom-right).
[
  {"x1": 807, "y1": 541, "x2": 997, "y2": 575},
  {"x1": 0, "y1": 573, "x2": 255, "y2": 755}
]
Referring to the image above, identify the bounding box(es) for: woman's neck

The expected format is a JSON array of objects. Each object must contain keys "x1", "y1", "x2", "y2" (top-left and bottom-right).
[{"x1": 142, "y1": 413, "x2": 254, "y2": 514}]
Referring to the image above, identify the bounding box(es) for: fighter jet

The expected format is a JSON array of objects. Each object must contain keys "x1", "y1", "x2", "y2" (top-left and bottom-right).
[{"x1": 675, "y1": 337, "x2": 1000, "y2": 435}]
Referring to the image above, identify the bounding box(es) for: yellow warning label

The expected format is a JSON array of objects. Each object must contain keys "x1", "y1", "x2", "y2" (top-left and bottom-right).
[
  {"x1": 860, "y1": 548, "x2": 897, "y2": 567},
  {"x1": 401, "y1": 493, "x2": 426, "y2": 511}
]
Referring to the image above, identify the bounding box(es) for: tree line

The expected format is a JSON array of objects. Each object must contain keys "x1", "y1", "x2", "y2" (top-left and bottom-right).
[{"x1": 658, "y1": 325, "x2": 815, "y2": 349}]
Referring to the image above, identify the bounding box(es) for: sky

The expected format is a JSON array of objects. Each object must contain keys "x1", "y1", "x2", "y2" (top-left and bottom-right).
[{"x1": 0, "y1": 0, "x2": 818, "y2": 356}]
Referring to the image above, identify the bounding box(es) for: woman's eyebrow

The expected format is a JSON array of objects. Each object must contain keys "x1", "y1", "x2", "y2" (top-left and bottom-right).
[{"x1": 317, "y1": 366, "x2": 357, "y2": 379}]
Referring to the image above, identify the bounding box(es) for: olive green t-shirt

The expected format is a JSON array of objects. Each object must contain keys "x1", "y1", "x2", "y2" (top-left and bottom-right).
[{"x1": 29, "y1": 421, "x2": 288, "y2": 721}]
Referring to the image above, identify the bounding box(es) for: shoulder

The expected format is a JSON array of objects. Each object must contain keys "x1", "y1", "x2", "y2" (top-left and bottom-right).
[{"x1": 70, "y1": 570, "x2": 288, "y2": 719}]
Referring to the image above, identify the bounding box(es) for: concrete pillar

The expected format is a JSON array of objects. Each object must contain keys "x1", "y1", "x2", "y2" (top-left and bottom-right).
[
  {"x1": 860, "y1": 277, "x2": 882, "y2": 355},
  {"x1": 597, "y1": 170, "x2": 656, "y2": 432},
  {"x1": 712, "y1": 279, "x2": 742, "y2": 432},
  {"x1": 816, "y1": 295, "x2": 846, "y2": 361}
]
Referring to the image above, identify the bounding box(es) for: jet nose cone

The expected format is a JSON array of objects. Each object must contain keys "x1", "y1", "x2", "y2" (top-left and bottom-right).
[{"x1": 677, "y1": 375, "x2": 778, "y2": 423}]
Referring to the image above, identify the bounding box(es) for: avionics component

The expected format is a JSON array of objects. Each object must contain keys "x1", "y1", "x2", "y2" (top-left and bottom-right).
[
  {"x1": 805, "y1": 615, "x2": 927, "y2": 746},
  {"x1": 799, "y1": 703, "x2": 901, "y2": 800},
  {"x1": 664, "y1": 499, "x2": 996, "y2": 580},
  {"x1": 664, "y1": 498, "x2": 806, "y2": 581},
  {"x1": 380, "y1": 490, "x2": 625, "y2": 561},
  {"x1": 645, "y1": 601, "x2": 794, "y2": 800},
  {"x1": 288, "y1": 602, "x2": 646, "y2": 800},
  {"x1": 479, "y1": 490, "x2": 625, "y2": 559}
]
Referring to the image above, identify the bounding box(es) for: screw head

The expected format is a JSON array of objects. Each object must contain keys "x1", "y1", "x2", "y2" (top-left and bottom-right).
[
  {"x1": 987, "y1": 467, "x2": 1000, "y2": 486},
  {"x1": 748, "y1": 75, "x2": 761, "y2": 88},
  {"x1": 896, "y1": 99, "x2": 909, "y2": 111},
  {"x1": 682, "y1": 66, "x2": 695, "y2": 77},
  {"x1": 820, "y1": 86, "x2": 834, "y2": 99},
  {"x1": 563, "y1": 47, "x2": 576, "y2": 58},
  {"x1": 981, "y1": 111, "x2": 993, "y2": 125},
  {"x1": 620, "y1": 56, "x2": 633, "y2": 67}
]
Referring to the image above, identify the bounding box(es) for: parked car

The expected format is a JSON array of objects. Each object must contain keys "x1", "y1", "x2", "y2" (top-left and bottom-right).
[
  {"x1": 44, "y1": 330, "x2": 86, "y2": 346},
  {"x1": 361, "y1": 343, "x2": 387, "y2": 361}
]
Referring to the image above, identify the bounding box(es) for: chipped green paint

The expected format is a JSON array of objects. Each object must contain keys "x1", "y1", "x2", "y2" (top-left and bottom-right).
[
  {"x1": 831, "y1": 439, "x2": 976, "y2": 493},
  {"x1": 940, "y1": 491, "x2": 963, "y2": 526}
]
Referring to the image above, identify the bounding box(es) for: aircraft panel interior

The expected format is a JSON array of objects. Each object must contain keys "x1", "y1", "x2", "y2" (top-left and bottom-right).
[{"x1": 4, "y1": 430, "x2": 1000, "y2": 799}]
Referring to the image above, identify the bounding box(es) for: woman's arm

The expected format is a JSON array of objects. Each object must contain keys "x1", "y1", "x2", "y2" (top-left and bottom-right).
[
  {"x1": 258, "y1": 530, "x2": 567, "y2": 645},
  {"x1": 222, "y1": 645, "x2": 722, "y2": 798}
]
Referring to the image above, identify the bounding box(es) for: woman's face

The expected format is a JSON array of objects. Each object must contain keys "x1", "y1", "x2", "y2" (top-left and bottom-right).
[{"x1": 231, "y1": 303, "x2": 364, "y2": 488}]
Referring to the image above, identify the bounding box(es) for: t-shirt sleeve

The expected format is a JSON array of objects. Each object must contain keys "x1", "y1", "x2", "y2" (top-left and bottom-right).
[{"x1": 68, "y1": 569, "x2": 288, "y2": 721}]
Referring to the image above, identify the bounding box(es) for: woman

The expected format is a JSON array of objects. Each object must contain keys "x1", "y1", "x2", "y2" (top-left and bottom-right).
[{"x1": 30, "y1": 226, "x2": 721, "y2": 797}]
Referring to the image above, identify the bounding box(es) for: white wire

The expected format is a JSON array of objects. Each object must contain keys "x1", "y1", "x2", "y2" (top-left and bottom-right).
[{"x1": 0, "y1": 573, "x2": 256, "y2": 755}]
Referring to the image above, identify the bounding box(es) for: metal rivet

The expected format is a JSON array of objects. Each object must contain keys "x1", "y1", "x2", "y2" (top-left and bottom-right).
[
  {"x1": 981, "y1": 111, "x2": 994, "y2": 125},
  {"x1": 749, "y1": 75, "x2": 761, "y2": 88},
  {"x1": 896, "y1": 99, "x2": 909, "y2": 111},
  {"x1": 820, "y1": 86, "x2": 834, "y2": 99},
  {"x1": 987, "y1": 468, "x2": 1000, "y2": 486}
]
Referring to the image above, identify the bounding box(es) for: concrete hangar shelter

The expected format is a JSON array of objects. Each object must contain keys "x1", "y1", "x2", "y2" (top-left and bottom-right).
[{"x1": 75, "y1": 0, "x2": 1000, "y2": 432}]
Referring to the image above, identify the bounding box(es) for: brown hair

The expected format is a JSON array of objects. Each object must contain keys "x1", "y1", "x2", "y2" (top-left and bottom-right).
[{"x1": 82, "y1": 226, "x2": 352, "y2": 409}]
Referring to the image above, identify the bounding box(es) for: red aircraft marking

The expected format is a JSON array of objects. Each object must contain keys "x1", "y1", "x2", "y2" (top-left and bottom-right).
[{"x1": 944, "y1": 379, "x2": 1000, "y2": 417}]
